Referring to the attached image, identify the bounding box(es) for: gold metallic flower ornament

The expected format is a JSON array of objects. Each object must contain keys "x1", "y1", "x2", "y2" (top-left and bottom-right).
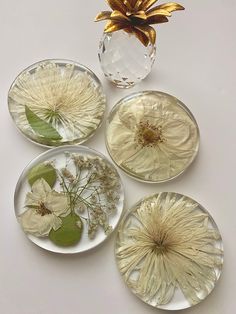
[{"x1": 95, "y1": 0, "x2": 185, "y2": 46}]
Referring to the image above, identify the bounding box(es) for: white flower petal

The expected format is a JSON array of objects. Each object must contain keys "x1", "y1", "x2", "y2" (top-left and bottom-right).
[
  {"x1": 31, "y1": 178, "x2": 52, "y2": 200},
  {"x1": 19, "y1": 209, "x2": 62, "y2": 237},
  {"x1": 118, "y1": 100, "x2": 144, "y2": 130},
  {"x1": 45, "y1": 191, "x2": 69, "y2": 217},
  {"x1": 25, "y1": 191, "x2": 41, "y2": 208}
]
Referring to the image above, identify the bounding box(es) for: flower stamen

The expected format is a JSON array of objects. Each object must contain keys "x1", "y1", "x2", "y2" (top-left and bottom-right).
[
  {"x1": 37, "y1": 202, "x2": 52, "y2": 216},
  {"x1": 137, "y1": 121, "x2": 166, "y2": 147}
]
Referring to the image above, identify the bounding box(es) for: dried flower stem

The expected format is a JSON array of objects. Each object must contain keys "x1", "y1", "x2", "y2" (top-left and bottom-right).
[{"x1": 59, "y1": 153, "x2": 121, "y2": 239}]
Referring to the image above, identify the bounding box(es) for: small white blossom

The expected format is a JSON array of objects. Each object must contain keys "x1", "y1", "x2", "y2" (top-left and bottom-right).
[{"x1": 19, "y1": 178, "x2": 69, "y2": 237}]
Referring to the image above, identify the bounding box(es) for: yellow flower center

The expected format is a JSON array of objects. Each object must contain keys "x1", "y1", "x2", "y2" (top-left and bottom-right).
[
  {"x1": 137, "y1": 121, "x2": 166, "y2": 147},
  {"x1": 37, "y1": 202, "x2": 52, "y2": 216}
]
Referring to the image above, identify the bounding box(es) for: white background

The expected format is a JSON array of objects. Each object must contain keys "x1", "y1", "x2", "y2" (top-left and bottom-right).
[{"x1": 0, "y1": 1, "x2": 235, "y2": 313}]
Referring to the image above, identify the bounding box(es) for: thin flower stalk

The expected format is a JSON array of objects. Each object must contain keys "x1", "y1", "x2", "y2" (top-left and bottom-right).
[{"x1": 59, "y1": 154, "x2": 121, "y2": 239}]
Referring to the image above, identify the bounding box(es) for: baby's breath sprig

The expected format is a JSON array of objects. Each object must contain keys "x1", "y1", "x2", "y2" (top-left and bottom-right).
[{"x1": 59, "y1": 153, "x2": 121, "y2": 240}]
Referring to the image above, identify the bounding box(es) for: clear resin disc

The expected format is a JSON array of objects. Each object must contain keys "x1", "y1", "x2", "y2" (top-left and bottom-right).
[
  {"x1": 14, "y1": 146, "x2": 124, "y2": 254},
  {"x1": 115, "y1": 192, "x2": 223, "y2": 310},
  {"x1": 106, "y1": 91, "x2": 200, "y2": 183},
  {"x1": 8, "y1": 59, "x2": 106, "y2": 147}
]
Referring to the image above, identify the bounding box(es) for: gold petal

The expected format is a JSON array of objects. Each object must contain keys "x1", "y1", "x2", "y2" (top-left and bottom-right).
[
  {"x1": 146, "y1": 8, "x2": 172, "y2": 18},
  {"x1": 132, "y1": 10, "x2": 148, "y2": 20},
  {"x1": 95, "y1": 11, "x2": 112, "y2": 22},
  {"x1": 131, "y1": 0, "x2": 141, "y2": 8},
  {"x1": 110, "y1": 10, "x2": 130, "y2": 21},
  {"x1": 104, "y1": 21, "x2": 126, "y2": 33},
  {"x1": 128, "y1": 0, "x2": 135, "y2": 6},
  {"x1": 154, "y1": 3, "x2": 185, "y2": 12},
  {"x1": 146, "y1": 15, "x2": 169, "y2": 25},
  {"x1": 146, "y1": 26, "x2": 157, "y2": 45},
  {"x1": 140, "y1": 0, "x2": 159, "y2": 11},
  {"x1": 132, "y1": 28, "x2": 150, "y2": 46},
  {"x1": 124, "y1": 0, "x2": 133, "y2": 11},
  {"x1": 135, "y1": 25, "x2": 156, "y2": 45},
  {"x1": 132, "y1": 0, "x2": 144, "y2": 11},
  {"x1": 106, "y1": 0, "x2": 127, "y2": 14},
  {"x1": 123, "y1": 27, "x2": 133, "y2": 34}
]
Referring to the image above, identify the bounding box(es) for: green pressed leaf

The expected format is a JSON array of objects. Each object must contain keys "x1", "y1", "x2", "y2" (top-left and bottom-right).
[
  {"x1": 25, "y1": 106, "x2": 62, "y2": 141},
  {"x1": 49, "y1": 214, "x2": 83, "y2": 247},
  {"x1": 27, "y1": 163, "x2": 57, "y2": 187}
]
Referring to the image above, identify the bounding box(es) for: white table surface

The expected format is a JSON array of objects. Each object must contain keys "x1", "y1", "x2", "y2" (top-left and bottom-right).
[{"x1": 0, "y1": 1, "x2": 235, "y2": 313}]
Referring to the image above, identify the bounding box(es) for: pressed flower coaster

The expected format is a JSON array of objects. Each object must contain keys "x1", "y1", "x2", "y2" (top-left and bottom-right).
[
  {"x1": 115, "y1": 192, "x2": 223, "y2": 310},
  {"x1": 106, "y1": 91, "x2": 200, "y2": 183},
  {"x1": 8, "y1": 59, "x2": 106, "y2": 147},
  {"x1": 14, "y1": 146, "x2": 124, "y2": 254}
]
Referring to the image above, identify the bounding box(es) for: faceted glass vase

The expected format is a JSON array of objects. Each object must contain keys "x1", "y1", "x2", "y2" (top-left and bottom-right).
[{"x1": 98, "y1": 30, "x2": 156, "y2": 88}]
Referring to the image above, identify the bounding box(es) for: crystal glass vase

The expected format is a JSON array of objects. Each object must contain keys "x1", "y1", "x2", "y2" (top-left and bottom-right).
[{"x1": 98, "y1": 30, "x2": 156, "y2": 88}]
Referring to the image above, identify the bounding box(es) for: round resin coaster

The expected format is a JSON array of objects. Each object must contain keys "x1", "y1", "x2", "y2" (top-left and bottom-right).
[
  {"x1": 14, "y1": 146, "x2": 124, "y2": 254},
  {"x1": 8, "y1": 59, "x2": 106, "y2": 147},
  {"x1": 106, "y1": 91, "x2": 200, "y2": 183},
  {"x1": 115, "y1": 192, "x2": 223, "y2": 310}
]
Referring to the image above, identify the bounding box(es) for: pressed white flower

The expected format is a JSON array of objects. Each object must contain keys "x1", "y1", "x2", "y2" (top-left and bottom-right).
[
  {"x1": 116, "y1": 192, "x2": 223, "y2": 307},
  {"x1": 9, "y1": 60, "x2": 106, "y2": 145},
  {"x1": 106, "y1": 92, "x2": 199, "y2": 182},
  {"x1": 19, "y1": 178, "x2": 69, "y2": 237}
]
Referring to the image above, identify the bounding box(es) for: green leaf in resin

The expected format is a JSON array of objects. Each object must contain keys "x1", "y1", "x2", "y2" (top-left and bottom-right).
[
  {"x1": 27, "y1": 163, "x2": 57, "y2": 188},
  {"x1": 25, "y1": 106, "x2": 62, "y2": 141},
  {"x1": 49, "y1": 214, "x2": 83, "y2": 247}
]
